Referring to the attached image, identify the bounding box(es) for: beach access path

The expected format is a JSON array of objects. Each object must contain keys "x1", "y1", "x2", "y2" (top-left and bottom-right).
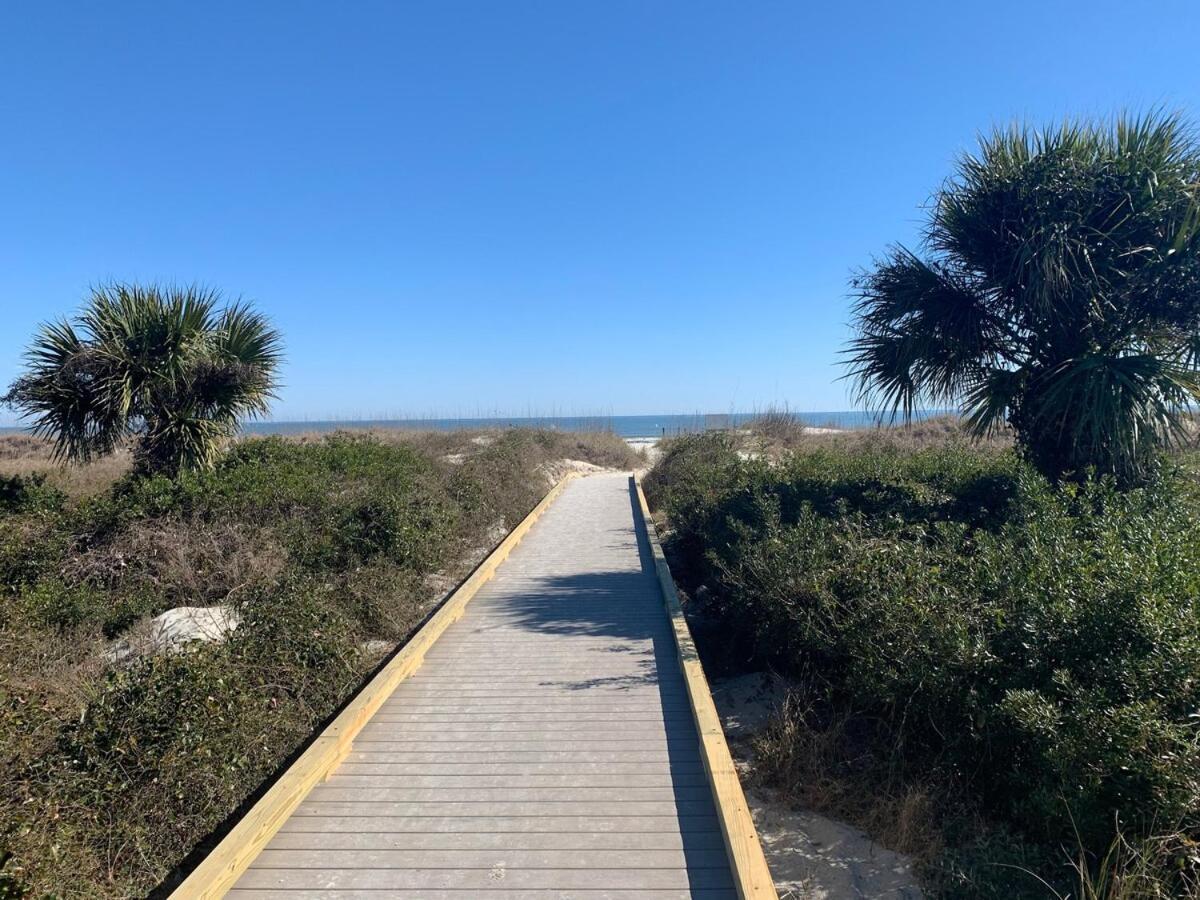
[{"x1": 226, "y1": 472, "x2": 744, "y2": 898}]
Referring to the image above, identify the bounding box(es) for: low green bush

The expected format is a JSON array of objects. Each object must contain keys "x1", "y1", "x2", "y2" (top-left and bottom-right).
[
  {"x1": 645, "y1": 434, "x2": 1200, "y2": 891},
  {"x1": 22, "y1": 581, "x2": 365, "y2": 890},
  {"x1": 0, "y1": 474, "x2": 64, "y2": 515},
  {"x1": 15, "y1": 579, "x2": 102, "y2": 632}
]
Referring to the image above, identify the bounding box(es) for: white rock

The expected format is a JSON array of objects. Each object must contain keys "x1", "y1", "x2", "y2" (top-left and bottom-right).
[
  {"x1": 104, "y1": 605, "x2": 240, "y2": 664},
  {"x1": 362, "y1": 639, "x2": 394, "y2": 656},
  {"x1": 148, "y1": 605, "x2": 240, "y2": 650}
]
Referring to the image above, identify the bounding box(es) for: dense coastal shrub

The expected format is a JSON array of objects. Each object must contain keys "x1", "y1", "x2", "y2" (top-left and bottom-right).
[
  {"x1": 645, "y1": 433, "x2": 1200, "y2": 891},
  {"x1": 0, "y1": 475, "x2": 63, "y2": 515}
]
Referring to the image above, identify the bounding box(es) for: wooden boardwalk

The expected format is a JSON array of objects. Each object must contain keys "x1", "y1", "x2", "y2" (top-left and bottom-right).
[{"x1": 228, "y1": 473, "x2": 740, "y2": 898}]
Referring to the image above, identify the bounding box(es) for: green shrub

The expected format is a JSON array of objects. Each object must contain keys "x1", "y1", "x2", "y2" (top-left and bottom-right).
[
  {"x1": 333, "y1": 485, "x2": 456, "y2": 570},
  {"x1": 15, "y1": 579, "x2": 101, "y2": 631},
  {"x1": 0, "y1": 522, "x2": 67, "y2": 597},
  {"x1": 0, "y1": 476, "x2": 69, "y2": 601},
  {"x1": 0, "y1": 475, "x2": 63, "y2": 515},
  {"x1": 42, "y1": 580, "x2": 362, "y2": 890},
  {"x1": 646, "y1": 435, "x2": 1200, "y2": 872},
  {"x1": 458, "y1": 429, "x2": 554, "y2": 528}
]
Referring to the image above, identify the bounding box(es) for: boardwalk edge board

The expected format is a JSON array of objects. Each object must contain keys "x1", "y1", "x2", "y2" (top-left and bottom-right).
[
  {"x1": 169, "y1": 472, "x2": 581, "y2": 900},
  {"x1": 633, "y1": 475, "x2": 779, "y2": 900}
]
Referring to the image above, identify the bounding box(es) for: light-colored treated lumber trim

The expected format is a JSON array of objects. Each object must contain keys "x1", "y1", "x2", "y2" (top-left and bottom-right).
[
  {"x1": 633, "y1": 475, "x2": 778, "y2": 900},
  {"x1": 170, "y1": 473, "x2": 581, "y2": 900}
]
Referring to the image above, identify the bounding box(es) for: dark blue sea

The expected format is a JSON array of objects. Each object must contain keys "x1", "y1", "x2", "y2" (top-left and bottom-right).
[
  {"x1": 239, "y1": 411, "x2": 946, "y2": 439},
  {"x1": 1, "y1": 411, "x2": 950, "y2": 439}
]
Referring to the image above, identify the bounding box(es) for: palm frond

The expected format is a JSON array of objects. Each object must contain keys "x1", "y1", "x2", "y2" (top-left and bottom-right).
[
  {"x1": 846, "y1": 247, "x2": 1005, "y2": 418},
  {"x1": 963, "y1": 367, "x2": 1026, "y2": 438},
  {"x1": 1032, "y1": 353, "x2": 1200, "y2": 477},
  {"x1": 3, "y1": 320, "x2": 127, "y2": 462},
  {"x1": 849, "y1": 109, "x2": 1200, "y2": 481}
]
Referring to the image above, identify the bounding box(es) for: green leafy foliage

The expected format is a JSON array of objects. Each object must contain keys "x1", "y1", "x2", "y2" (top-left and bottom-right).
[
  {"x1": 0, "y1": 474, "x2": 64, "y2": 515},
  {"x1": 645, "y1": 434, "x2": 1200, "y2": 891},
  {"x1": 848, "y1": 112, "x2": 1200, "y2": 482}
]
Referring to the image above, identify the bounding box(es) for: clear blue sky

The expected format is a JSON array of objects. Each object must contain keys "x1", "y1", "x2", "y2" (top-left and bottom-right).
[{"x1": 2, "y1": 1, "x2": 1197, "y2": 423}]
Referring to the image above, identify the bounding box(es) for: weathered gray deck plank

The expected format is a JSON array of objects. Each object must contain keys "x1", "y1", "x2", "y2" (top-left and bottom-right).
[
  {"x1": 234, "y1": 867, "x2": 734, "y2": 890},
  {"x1": 334, "y1": 763, "x2": 704, "y2": 774},
  {"x1": 343, "y1": 750, "x2": 699, "y2": 763},
  {"x1": 253, "y1": 848, "x2": 724, "y2": 868},
  {"x1": 235, "y1": 473, "x2": 735, "y2": 897},
  {"x1": 304, "y1": 786, "x2": 717, "y2": 803},
  {"x1": 265, "y1": 830, "x2": 727, "y2": 850},
  {"x1": 292, "y1": 800, "x2": 722, "y2": 817},
  {"x1": 328, "y1": 773, "x2": 709, "y2": 787},
  {"x1": 278, "y1": 814, "x2": 722, "y2": 834},
  {"x1": 230, "y1": 891, "x2": 736, "y2": 900}
]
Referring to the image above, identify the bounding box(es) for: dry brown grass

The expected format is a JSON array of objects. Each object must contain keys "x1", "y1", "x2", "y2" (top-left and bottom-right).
[
  {"x1": 751, "y1": 692, "x2": 947, "y2": 866},
  {"x1": 742, "y1": 411, "x2": 1014, "y2": 458},
  {"x1": 65, "y1": 519, "x2": 288, "y2": 609},
  {"x1": 0, "y1": 427, "x2": 644, "y2": 502},
  {"x1": 0, "y1": 434, "x2": 132, "y2": 496},
  {"x1": 0, "y1": 615, "x2": 108, "y2": 703}
]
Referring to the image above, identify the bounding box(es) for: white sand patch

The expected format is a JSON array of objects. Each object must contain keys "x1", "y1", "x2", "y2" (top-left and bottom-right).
[
  {"x1": 540, "y1": 458, "x2": 606, "y2": 485},
  {"x1": 483, "y1": 519, "x2": 510, "y2": 545},
  {"x1": 711, "y1": 671, "x2": 791, "y2": 738},
  {"x1": 361, "y1": 638, "x2": 393, "y2": 657},
  {"x1": 624, "y1": 437, "x2": 662, "y2": 463},
  {"x1": 751, "y1": 796, "x2": 923, "y2": 899},
  {"x1": 624, "y1": 432, "x2": 846, "y2": 467},
  {"x1": 711, "y1": 672, "x2": 924, "y2": 899}
]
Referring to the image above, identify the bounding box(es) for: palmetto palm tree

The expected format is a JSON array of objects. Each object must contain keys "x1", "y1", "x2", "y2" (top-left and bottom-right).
[
  {"x1": 4, "y1": 284, "x2": 282, "y2": 476},
  {"x1": 848, "y1": 112, "x2": 1200, "y2": 481}
]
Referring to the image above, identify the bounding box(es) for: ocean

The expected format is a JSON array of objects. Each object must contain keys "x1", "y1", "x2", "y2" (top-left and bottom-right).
[
  {"x1": 239, "y1": 411, "x2": 945, "y2": 439},
  {"x1": 0, "y1": 411, "x2": 949, "y2": 440}
]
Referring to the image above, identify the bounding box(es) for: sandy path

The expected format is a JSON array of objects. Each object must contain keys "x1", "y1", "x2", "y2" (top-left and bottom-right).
[{"x1": 711, "y1": 674, "x2": 923, "y2": 899}]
